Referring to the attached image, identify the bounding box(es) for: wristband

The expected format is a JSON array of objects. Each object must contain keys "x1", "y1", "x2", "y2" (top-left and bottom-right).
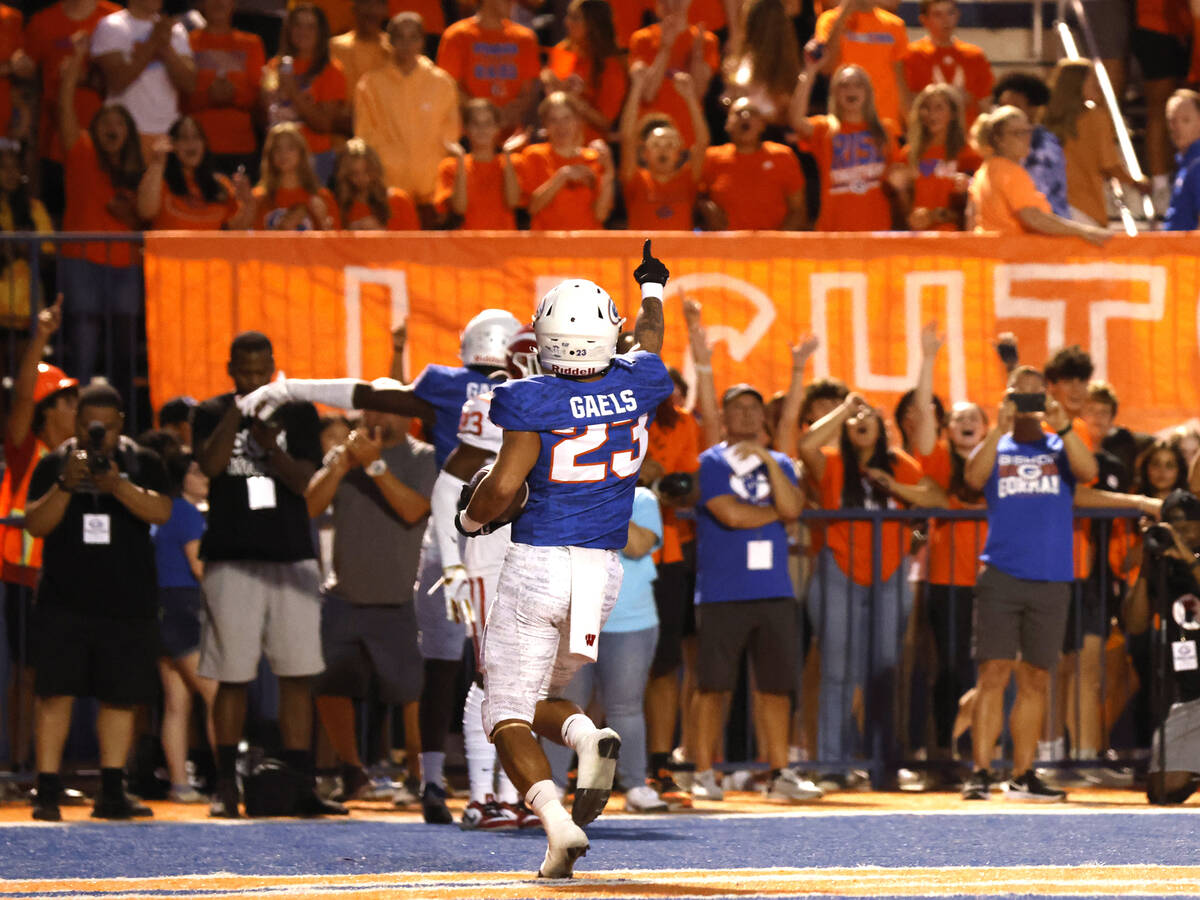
[
  {"x1": 458, "y1": 510, "x2": 483, "y2": 533},
  {"x1": 640, "y1": 282, "x2": 664, "y2": 301},
  {"x1": 693, "y1": 363, "x2": 712, "y2": 372},
  {"x1": 365, "y1": 458, "x2": 388, "y2": 478},
  {"x1": 1056, "y1": 423, "x2": 1073, "y2": 437}
]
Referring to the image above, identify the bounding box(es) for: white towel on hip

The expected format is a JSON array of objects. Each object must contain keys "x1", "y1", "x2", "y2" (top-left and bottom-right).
[{"x1": 568, "y1": 546, "x2": 608, "y2": 662}]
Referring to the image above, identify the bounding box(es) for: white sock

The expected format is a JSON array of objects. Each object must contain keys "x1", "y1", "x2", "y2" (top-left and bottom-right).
[
  {"x1": 496, "y1": 764, "x2": 519, "y2": 805},
  {"x1": 526, "y1": 778, "x2": 571, "y2": 828},
  {"x1": 462, "y1": 683, "x2": 494, "y2": 804},
  {"x1": 561, "y1": 713, "x2": 598, "y2": 751},
  {"x1": 420, "y1": 751, "x2": 445, "y2": 790}
]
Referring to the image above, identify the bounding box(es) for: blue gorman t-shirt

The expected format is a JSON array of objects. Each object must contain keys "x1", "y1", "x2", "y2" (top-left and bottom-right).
[
  {"x1": 604, "y1": 486, "x2": 662, "y2": 633},
  {"x1": 488, "y1": 351, "x2": 675, "y2": 550},
  {"x1": 154, "y1": 496, "x2": 206, "y2": 588},
  {"x1": 411, "y1": 364, "x2": 495, "y2": 466},
  {"x1": 695, "y1": 443, "x2": 798, "y2": 604},
  {"x1": 980, "y1": 431, "x2": 1076, "y2": 582}
]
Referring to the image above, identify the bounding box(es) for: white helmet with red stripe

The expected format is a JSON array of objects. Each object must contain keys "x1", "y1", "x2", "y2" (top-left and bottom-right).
[
  {"x1": 505, "y1": 325, "x2": 540, "y2": 379},
  {"x1": 460, "y1": 309, "x2": 522, "y2": 368},
  {"x1": 533, "y1": 280, "x2": 625, "y2": 377}
]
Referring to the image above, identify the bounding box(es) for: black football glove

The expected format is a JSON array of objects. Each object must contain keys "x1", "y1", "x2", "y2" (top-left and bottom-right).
[
  {"x1": 455, "y1": 470, "x2": 500, "y2": 537},
  {"x1": 633, "y1": 239, "x2": 670, "y2": 288}
]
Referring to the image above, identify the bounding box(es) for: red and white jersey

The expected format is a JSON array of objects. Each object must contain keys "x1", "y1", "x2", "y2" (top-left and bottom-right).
[{"x1": 456, "y1": 391, "x2": 503, "y2": 455}]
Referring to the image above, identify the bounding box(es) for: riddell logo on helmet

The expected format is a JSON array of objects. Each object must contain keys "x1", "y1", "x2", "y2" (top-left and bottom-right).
[{"x1": 553, "y1": 363, "x2": 601, "y2": 376}]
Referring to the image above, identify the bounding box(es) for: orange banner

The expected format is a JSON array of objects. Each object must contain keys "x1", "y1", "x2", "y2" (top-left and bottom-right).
[{"x1": 145, "y1": 233, "x2": 1200, "y2": 433}]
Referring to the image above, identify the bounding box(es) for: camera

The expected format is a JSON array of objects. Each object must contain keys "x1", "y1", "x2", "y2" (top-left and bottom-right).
[
  {"x1": 1011, "y1": 392, "x2": 1046, "y2": 413},
  {"x1": 656, "y1": 472, "x2": 695, "y2": 500},
  {"x1": 1144, "y1": 523, "x2": 1176, "y2": 557},
  {"x1": 86, "y1": 421, "x2": 109, "y2": 475}
]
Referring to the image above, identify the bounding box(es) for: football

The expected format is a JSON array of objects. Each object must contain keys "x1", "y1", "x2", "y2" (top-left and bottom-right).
[{"x1": 465, "y1": 464, "x2": 529, "y2": 526}]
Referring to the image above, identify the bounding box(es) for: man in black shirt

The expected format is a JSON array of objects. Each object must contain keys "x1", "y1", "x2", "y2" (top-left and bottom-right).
[
  {"x1": 1125, "y1": 489, "x2": 1200, "y2": 805},
  {"x1": 193, "y1": 332, "x2": 343, "y2": 817},
  {"x1": 24, "y1": 384, "x2": 172, "y2": 821}
]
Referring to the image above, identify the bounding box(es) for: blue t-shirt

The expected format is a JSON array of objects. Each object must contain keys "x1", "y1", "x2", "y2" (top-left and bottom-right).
[
  {"x1": 154, "y1": 496, "x2": 206, "y2": 588},
  {"x1": 411, "y1": 364, "x2": 495, "y2": 466},
  {"x1": 604, "y1": 486, "x2": 662, "y2": 633},
  {"x1": 1025, "y1": 126, "x2": 1069, "y2": 218},
  {"x1": 489, "y1": 351, "x2": 675, "y2": 550},
  {"x1": 695, "y1": 443, "x2": 797, "y2": 604},
  {"x1": 980, "y1": 432, "x2": 1076, "y2": 582},
  {"x1": 1165, "y1": 138, "x2": 1200, "y2": 231}
]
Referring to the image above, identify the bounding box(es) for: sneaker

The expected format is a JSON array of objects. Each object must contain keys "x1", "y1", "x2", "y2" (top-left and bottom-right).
[
  {"x1": 460, "y1": 795, "x2": 519, "y2": 831},
  {"x1": 624, "y1": 783, "x2": 668, "y2": 812},
  {"x1": 393, "y1": 777, "x2": 419, "y2": 808},
  {"x1": 691, "y1": 769, "x2": 724, "y2": 801},
  {"x1": 503, "y1": 800, "x2": 541, "y2": 828},
  {"x1": 422, "y1": 783, "x2": 454, "y2": 824},
  {"x1": 571, "y1": 727, "x2": 621, "y2": 826},
  {"x1": 1004, "y1": 769, "x2": 1067, "y2": 802},
  {"x1": 168, "y1": 785, "x2": 208, "y2": 803},
  {"x1": 91, "y1": 793, "x2": 154, "y2": 820},
  {"x1": 538, "y1": 817, "x2": 589, "y2": 879},
  {"x1": 648, "y1": 769, "x2": 693, "y2": 810},
  {"x1": 721, "y1": 769, "x2": 757, "y2": 792},
  {"x1": 961, "y1": 769, "x2": 992, "y2": 801},
  {"x1": 333, "y1": 767, "x2": 371, "y2": 802},
  {"x1": 30, "y1": 791, "x2": 61, "y2": 822},
  {"x1": 1081, "y1": 760, "x2": 1135, "y2": 788},
  {"x1": 209, "y1": 777, "x2": 241, "y2": 819},
  {"x1": 817, "y1": 769, "x2": 871, "y2": 793},
  {"x1": 297, "y1": 789, "x2": 349, "y2": 816},
  {"x1": 764, "y1": 768, "x2": 824, "y2": 802}
]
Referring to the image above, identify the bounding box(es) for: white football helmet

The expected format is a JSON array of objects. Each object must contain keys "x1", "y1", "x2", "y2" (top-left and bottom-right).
[
  {"x1": 460, "y1": 309, "x2": 522, "y2": 369},
  {"x1": 533, "y1": 280, "x2": 625, "y2": 377}
]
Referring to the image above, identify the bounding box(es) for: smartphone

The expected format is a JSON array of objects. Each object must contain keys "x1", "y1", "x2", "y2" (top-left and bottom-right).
[{"x1": 1011, "y1": 392, "x2": 1045, "y2": 413}]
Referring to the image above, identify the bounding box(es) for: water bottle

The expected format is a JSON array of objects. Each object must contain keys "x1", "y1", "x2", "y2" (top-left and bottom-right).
[{"x1": 268, "y1": 56, "x2": 297, "y2": 126}]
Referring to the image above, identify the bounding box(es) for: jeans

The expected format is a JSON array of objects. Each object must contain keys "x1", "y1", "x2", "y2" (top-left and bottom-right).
[
  {"x1": 806, "y1": 548, "x2": 912, "y2": 767},
  {"x1": 543, "y1": 625, "x2": 659, "y2": 790},
  {"x1": 59, "y1": 257, "x2": 143, "y2": 396}
]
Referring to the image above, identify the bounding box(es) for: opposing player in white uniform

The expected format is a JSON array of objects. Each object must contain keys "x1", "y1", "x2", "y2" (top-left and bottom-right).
[{"x1": 455, "y1": 242, "x2": 674, "y2": 878}]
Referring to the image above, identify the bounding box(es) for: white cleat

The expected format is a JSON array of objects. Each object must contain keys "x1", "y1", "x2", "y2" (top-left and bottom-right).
[
  {"x1": 537, "y1": 818, "x2": 589, "y2": 879},
  {"x1": 571, "y1": 727, "x2": 621, "y2": 826}
]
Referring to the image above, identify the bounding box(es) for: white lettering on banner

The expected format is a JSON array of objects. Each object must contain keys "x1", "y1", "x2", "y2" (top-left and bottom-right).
[
  {"x1": 992, "y1": 263, "x2": 1166, "y2": 381},
  {"x1": 343, "y1": 267, "x2": 409, "y2": 380}
]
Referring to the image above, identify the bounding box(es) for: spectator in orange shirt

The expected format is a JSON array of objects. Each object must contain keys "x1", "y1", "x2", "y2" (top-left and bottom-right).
[
  {"x1": 628, "y1": 0, "x2": 719, "y2": 147},
  {"x1": 262, "y1": 4, "x2": 351, "y2": 185},
  {"x1": 902, "y1": 0, "x2": 992, "y2": 126},
  {"x1": 57, "y1": 36, "x2": 145, "y2": 394},
  {"x1": 700, "y1": 96, "x2": 805, "y2": 229},
  {"x1": 790, "y1": 61, "x2": 901, "y2": 231},
  {"x1": 388, "y1": 0, "x2": 447, "y2": 57},
  {"x1": 298, "y1": 0, "x2": 355, "y2": 37},
  {"x1": 542, "y1": 0, "x2": 628, "y2": 142},
  {"x1": 437, "y1": 0, "x2": 540, "y2": 131},
  {"x1": 812, "y1": 0, "x2": 909, "y2": 126},
  {"x1": 967, "y1": 106, "x2": 1109, "y2": 245},
  {"x1": 187, "y1": 0, "x2": 266, "y2": 179},
  {"x1": 332, "y1": 137, "x2": 421, "y2": 228},
  {"x1": 609, "y1": 0, "x2": 654, "y2": 47},
  {"x1": 722, "y1": 0, "x2": 801, "y2": 127},
  {"x1": 515, "y1": 91, "x2": 615, "y2": 229},
  {"x1": 620, "y1": 68, "x2": 708, "y2": 230},
  {"x1": 0, "y1": 3, "x2": 32, "y2": 141},
  {"x1": 137, "y1": 116, "x2": 255, "y2": 230},
  {"x1": 435, "y1": 99, "x2": 520, "y2": 229},
  {"x1": 897, "y1": 83, "x2": 979, "y2": 231},
  {"x1": 251, "y1": 121, "x2": 338, "y2": 229},
  {"x1": 330, "y1": 0, "x2": 392, "y2": 105}
]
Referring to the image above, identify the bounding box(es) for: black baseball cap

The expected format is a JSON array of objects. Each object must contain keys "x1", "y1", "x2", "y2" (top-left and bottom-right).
[
  {"x1": 722, "y1": 383, "x2": 764, "y2": 406},
  {"x1": 1162, "y1": 489, "x2": 1200, "y2": 524}
]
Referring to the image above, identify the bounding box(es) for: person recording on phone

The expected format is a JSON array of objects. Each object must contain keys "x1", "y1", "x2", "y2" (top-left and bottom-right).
[
  {"x1": 1123, "y1": 489, "x2": 1200, "y2": 805},
  {"x1": 22, "y1": 384, "x2": 173, "y2": 822},
  {"x1": 960, "y1": 365, "x2": 1097, "y2": 802}
]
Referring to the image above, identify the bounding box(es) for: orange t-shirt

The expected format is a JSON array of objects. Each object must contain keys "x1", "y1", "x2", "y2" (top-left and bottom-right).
[
  {"x1": 265, "y1": 55, "x2": 348, "y2": 155},
  {"x1": 702, "y1": 141, "x2": 805, "y2": 230},
  {"x1": 388, "y1": 0, "x2": 445, "y2": 35},
  {"x1": 812, "y1": 445, "x2": 925, "y2": 585},
  {"x1": 1137, "y1": 0, "x2": 1191, "y2": 34},
  {"x1": 516, "y1": 143, "x2": 607, "y2": 230},
  {"x1": 902, "y1": 37, "x2": 993, "y2": 125},
  {"x1": 628, "y1": 24, "x2": 720, "y2": 146},
  {"x1": 252, "y1": 185, "x2": 340, "y2": 230},
  {"x1": 969, "y1": 155, "x2": 1051, "y2": 235},
  {"x1": 25, "y1": 0, "x2": 121, "y2": 162},
  {"x1": 342, "y1": 188, "x2": 420, "y2": 229},
  {"x1": 648, "y1": 408, "x2": 701, "y2": 565},
  {"x1": 436, "y1": 17, "x2": 540, "y2": 108},
  {"x1": 609, "y1": 0, "x2": 653, "y2": 47},
  {"x1": 548, "y1": 43, "x2": 628, "y2": 142},
  {"x1": 688, "y1": 0, "x2": 727, "y2": 30},
  {"x1": 1062, "y1": 105, "x2": 1121, "y2": 227},
  {"x1": 800, "y1": 117, "x2": 900, "y2": 231},
  {"x1": 916, "y1": 441, "x2": 987, "y2": 587},
  {"x1": 187, "y1": 28, "x2": 266, "y2": 156},
  {"x1": 624, "y1": 167, "x2": 698, "y2": 231},
  {"x1": 61, "y1": 132, "x2": 138, "y2": 266},
  {"x1": 0, "y1": 431, "x2": 48, "y2": 586},
  {"x1": 911, "y1": 143, "x2": 981, "y2": 231},
  {"x1": 0, "y1": 5, "x2": 22, "y2": 140},
  {"x1": 814, "y1": 7, "x2": 908, "y2": 124},
  {"x1": 152, "y1": 173, "x2": 240, "y2": 230},
  {"x1": 434, "y1": 154, "x2": 517, "y2": 229}
]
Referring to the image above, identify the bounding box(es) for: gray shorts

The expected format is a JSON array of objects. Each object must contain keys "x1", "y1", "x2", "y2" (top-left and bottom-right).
[
  {"x1": 1150, "y1": 699, "x2": 1200, "y2": 775},
  {"x1": 315, "y1": 594, "x2": 422, "y2": 705},
  {"x1": 413, "y1": 531, "x2": 467, "y2": 661},
  {"x1": 198, "y1": 559, "x2": 324, "y2": 683},
  {"x1": 973, "y1": 565, "x2": 1070, "y2": 671}
]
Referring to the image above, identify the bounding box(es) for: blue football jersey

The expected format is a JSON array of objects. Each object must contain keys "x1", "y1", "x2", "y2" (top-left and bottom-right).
[
  {"x1": 411, "y1": 364, "x2": 495, "y2": 466},
  {"x1": 489, "y1": 351, "x2": 675, "y2": 550}
]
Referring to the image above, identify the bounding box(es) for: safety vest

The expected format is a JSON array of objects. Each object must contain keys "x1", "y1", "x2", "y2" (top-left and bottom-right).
[{"x1": 0, "y1": 433, "x2": 49, "y2": 587}]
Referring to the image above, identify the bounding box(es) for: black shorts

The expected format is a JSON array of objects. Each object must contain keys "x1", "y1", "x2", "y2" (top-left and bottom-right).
[
  {"x1": 4, "y1": 582, "x2": 35, "y2": 668},
  {"x1": 315, "y1": 595, "x2": 422, "y2": 706},
  {"x1": 1062, "y1": 578, "x2": 1108, "y2": 653},
  {"x1": 973, "y1": 566, "x2": 1070, "y2": 671},
  {"x1": 159, "y1": 586, "x2": 204, "y2": 659},
  {"x1": 696, "y1": 597, "x2": 795, "y2": 694},
  {"x1": 1132, "y1": 28, "x2": 1191, "y2": 81},
  {"x1": 650, "y1": 560, "x2": 696, "y2": 678},
  {"x1": 34, "y1": 606, "x2": 160, "y2": 705}
]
